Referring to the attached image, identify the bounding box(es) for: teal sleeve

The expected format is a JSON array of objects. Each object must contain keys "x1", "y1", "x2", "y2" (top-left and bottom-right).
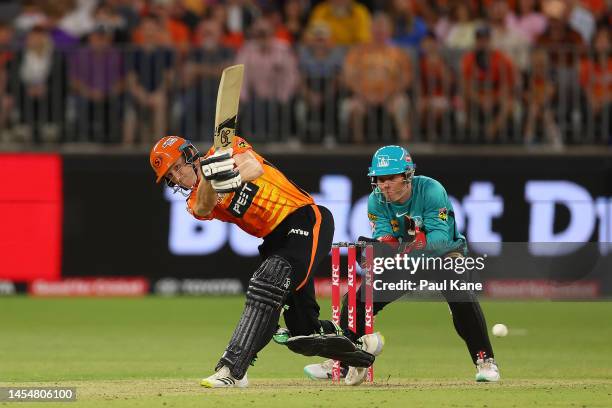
[
  {"x1": 422, "y1": 179, "x2": 454, "y2": 253},
  {"x1": 367, "y1": 194, "x2": 393, "y2": 240}
]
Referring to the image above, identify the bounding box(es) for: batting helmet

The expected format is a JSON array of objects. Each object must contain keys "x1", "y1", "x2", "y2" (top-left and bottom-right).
[{"x1": 149, "y1": 136, "x2": 200, "y2": 183}]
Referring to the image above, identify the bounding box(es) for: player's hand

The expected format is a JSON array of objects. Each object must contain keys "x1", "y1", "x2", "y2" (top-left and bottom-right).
[
  {"x1": 355, "y1": 236, "x2": 378, "y2": 269},
  {"x1": 211, "y1": 172, "x2": 242, "y2": 193},
  {"x1": 401, "y1": 216, "x2": 426, "y2": 253},
  {"x1": 201, "y1": 148, "x2": 236, "y2": 181},
  {"x1": 404, "y1": 216, "x2": 417, "y2": 244}
]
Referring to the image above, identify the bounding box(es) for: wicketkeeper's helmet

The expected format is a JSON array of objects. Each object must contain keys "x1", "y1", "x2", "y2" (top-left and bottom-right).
[{"x1": 368, "y1": 145, "x2": 415, "y2": 178}]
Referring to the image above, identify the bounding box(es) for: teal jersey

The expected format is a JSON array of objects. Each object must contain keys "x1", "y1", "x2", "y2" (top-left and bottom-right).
[{"x1": 367, "y1": 175, "x2": 466, "y2": 256}]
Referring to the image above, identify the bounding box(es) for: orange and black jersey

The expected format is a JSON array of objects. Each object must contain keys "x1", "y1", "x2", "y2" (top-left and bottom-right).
[{"x1": 187, "y1": 137, "x2": 314, "y2": 237}]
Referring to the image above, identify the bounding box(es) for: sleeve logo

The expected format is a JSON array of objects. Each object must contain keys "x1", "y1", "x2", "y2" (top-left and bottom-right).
[
  {"x1": 391, "y1": 219, "x2": 400, "y2": 232},
  {"x1": 438, "y1": 207, "x2": 448, "y2": 221}
]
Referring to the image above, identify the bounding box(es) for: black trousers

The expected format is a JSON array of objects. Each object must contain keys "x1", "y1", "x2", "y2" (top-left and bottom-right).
[{"x1": 258, "y1": 204, "x2": 335, "y2": 337}]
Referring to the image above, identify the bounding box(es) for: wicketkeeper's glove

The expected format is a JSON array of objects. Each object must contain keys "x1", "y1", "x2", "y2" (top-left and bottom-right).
[{"x1": 402, "y1": 215, "x2": 426, "y2": 252}]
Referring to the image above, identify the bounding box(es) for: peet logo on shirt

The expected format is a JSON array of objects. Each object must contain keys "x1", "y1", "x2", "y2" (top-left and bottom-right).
[{"x1": 228, "y1": 182, "x2": 259, "y2": 218}]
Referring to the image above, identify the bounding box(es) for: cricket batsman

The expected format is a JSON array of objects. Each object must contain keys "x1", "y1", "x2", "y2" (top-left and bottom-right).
[
  {"x1": 304, "y1": 145, "x2": 500, "y2": 384},
  {"x1": 149, "y1": 135, "x2": 376, "y2": 388}
]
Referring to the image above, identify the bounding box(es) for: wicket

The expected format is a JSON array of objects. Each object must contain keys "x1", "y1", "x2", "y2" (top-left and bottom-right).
[{"x1": 331, "y1": 242, "x2": 374, "y2": 382}]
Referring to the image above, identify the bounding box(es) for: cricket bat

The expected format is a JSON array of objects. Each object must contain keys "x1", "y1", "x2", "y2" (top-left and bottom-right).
[{"x1": 213, "y1": 64, "x2": 244, "y2": 151}]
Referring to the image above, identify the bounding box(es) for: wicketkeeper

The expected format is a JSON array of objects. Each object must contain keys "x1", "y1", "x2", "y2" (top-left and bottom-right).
[
  {"x1": 304, "y1": 145, "x2": 500, "y2": 384},
  {"x1": 150, "y1": 135, "x2": 376, "y2": 388}
]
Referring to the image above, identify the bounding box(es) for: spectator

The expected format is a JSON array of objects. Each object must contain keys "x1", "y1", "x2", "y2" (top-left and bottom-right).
[
  {"x1": 460, "y1": 25, "x2": 516, "y2": 142},
  {"x1": 283, "y1": 0, "x2": 309, "y2": 43},
  {"x1": 225, "y1": 0, "x2": 261, "y2": 48},
  {"x1": 418, "y1": 32, "x2": 453, "y2": 142},
  {"x1": 9, "y1": 25, "x2": 67, "y2": 143},
  {"x1": 105, "y1": 0, "x2": 140, "y2": 41},
  {"x1": 166, "y1": 0, "x2": 201, "y2": 33},
  {"x1": 44, "y1": 0, "x2": 81, "y2": 51},
  {"x1": 57, "y1": 0, "x2": 97, "y2": 39},
  {"x1": 444, "y1": 3, "x2": 479, "y2": 51},
  {"x1": 236, "y1": 16, "x2": 299, "y2": 141},
  {"x1": 579, "y1": 0, "x2": 607, "y2": 22},
  {"x1": 296, "y1": 22, "x2": 345, "y2": 143},
  {"x1": 488, "y1": 0, "x2": 530, "y2": 71},
  {"x1": 579, "y1": 26, "x2": 611, "y2": 143},
  {"x1": 506, "y1": 0, "x2": 548, "y2": 45},
  {"x1": 92, "y1": 2, "x2": 132, "y2": 44},
  {"x1": 523, "y1": 48, "x2": 562, "y2": 147},
  {"x1": 566, "y1": 0, "x2": 596, "y2": 44},
  {"x1": 538, "y1": 2, "x2": 584, "y2": 68},
  {"x1": 537, "y1": 11, "x2": 584, "y2": 129},
  {"x1": 341, "y1": 12, "x2": 412, "y2": 143},
  {"x1": 183, "y1": 0, "x2": 206, "y2": 17},
  {"x1": 125, "y1": 14, "x2": 176, "y2": 145},
  {"x1": 263, "y1": 8, "x2": 293, "y2": 44},
  {"x1": 69, "y1": 26, "x2": 125, "y2": 143},
  {"x1": 309, "y1": 0, "x2": 371, "y2": 47},
  {"x1": 388, "y1": 0, "x2": 428, "y2": 51},
  {"x1": 182, "y1": 19, "x2": 234, "y2": 141},
  {"x1": 0, "y1": 22, "x2": 14, "y2": 140},
  {"x1": 205, "y1": 2, "x2": 259, "y2": 50},
  {"x1": 13, "y1": 1, "x2": 47, "y2": 35},
  {"x1": 132, "y1": 2, "x2": 190, "y2": 52}
]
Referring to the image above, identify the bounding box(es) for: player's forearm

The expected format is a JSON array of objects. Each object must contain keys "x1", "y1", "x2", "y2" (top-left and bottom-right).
[
  {"x1": 234, "y1": 152, "x2": 263, "y2": 182},
  {"x1": 238, "y1": 160, "x2": 263, "y2": 182},
  {"x1": 193, "y1": 178, "x2": 217, "y2": 217}
]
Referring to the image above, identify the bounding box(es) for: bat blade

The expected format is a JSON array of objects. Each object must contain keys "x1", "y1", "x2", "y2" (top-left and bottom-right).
[{"x1": 214, "y1": 64, "x2": 244, "y2": 151}]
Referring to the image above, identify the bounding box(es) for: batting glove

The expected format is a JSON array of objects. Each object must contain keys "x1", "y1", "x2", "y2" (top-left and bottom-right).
[
  {"x1": 201, "y1": 148, "x2": 236, "y2": 181},
  {"x1": 211, "y1": 172, "x2": 242, "y2": 193}
]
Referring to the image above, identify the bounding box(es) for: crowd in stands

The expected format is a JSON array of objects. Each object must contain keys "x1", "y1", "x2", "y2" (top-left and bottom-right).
[{"x1": 0, "y1": 0, "x2": 610, "y2": 147}]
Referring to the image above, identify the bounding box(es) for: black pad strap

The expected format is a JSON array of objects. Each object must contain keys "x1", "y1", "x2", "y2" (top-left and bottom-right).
[
  {"x1": 217, "y1": 255, "x2": 293, "y2": 379},
  {"x1": 285, "y1": 334, "x2": 375, "y2": 368}
]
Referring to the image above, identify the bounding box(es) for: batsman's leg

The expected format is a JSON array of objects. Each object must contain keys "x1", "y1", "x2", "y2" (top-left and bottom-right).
[{"x1": 201, "y1": 255, "x2": 292, "y2": 388}]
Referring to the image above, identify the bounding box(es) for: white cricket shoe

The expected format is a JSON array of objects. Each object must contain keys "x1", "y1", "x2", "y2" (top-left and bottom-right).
[
  {"x1": 475, "y1": 358, "x2": 500, "y2": 382},
  {"x1": 304, "y1": 359, "x2": 346, "y2": 380},
  {"x1": 344, "y1": 332, "x2": 385, "y2": 386},
  {"x1": 200, "y1": 365, "x2": 248, "y2": 388},
  {"x1": 303, "y1": 332, "x2": 384, "y2": 382}
]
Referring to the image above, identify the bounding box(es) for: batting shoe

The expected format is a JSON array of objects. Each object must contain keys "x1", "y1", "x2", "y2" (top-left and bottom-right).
[
  {"x1": 303, "y1": 359, "x2": 348, "y2": 380},
  {"x1": 475, "y1": 357, "x2": 500, "y2": 382},
  {"x1": 344, "y1": 332, "x2": 385, "y2": 386},
  {"x1": 200, "y1": 366, "x2": 248, "y2": 388}
]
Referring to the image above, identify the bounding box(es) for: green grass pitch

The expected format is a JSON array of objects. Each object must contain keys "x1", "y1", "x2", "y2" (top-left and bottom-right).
[{"x1": 1, "y1": 297, "x2": 611, "y2": 407}]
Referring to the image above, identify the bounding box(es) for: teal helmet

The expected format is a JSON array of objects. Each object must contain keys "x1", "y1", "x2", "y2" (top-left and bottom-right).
[{"x1": 368, "y1": 145, "x2": 415, "y2": 178}]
